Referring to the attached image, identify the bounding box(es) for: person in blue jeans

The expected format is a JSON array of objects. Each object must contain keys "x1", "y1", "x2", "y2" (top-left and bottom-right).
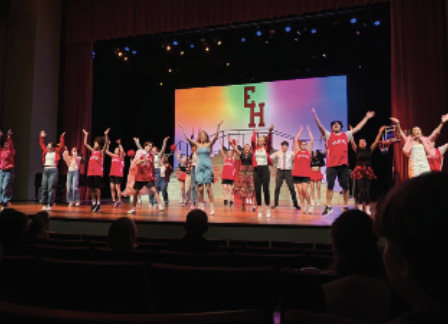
[
  {"x1": 148, "y1": 137, "x2": 169, "y2": 208},
  {"x1": 63, "y1": 146, "x2": 83, "y2": 207},
  {"x1": 39, "y1": 130, "x2": 65, "y2": 211},
  {"x1": 0, "y1": 129, "x2": 15, "y2": 209},
  {"x1": 159, "y1": 155, "x2": 173, "y2": 205}
]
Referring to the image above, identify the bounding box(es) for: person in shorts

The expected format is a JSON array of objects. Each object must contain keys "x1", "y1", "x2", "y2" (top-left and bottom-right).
[
  {"x1": 105, "y1": 139, "x2": 125, "y2": 208},
  {"x1": 219, "y1": 140, "x2": 236, "y2": 207}
]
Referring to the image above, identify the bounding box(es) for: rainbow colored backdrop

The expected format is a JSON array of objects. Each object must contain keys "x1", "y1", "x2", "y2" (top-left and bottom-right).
[{"x1": 175, "y1": 76, "x2": 347, "y2": 160}]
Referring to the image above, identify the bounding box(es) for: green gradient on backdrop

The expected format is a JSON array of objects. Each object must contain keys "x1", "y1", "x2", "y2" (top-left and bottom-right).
[{"x1": 224, "y1": 83, "x2": 269, "y2": 124}]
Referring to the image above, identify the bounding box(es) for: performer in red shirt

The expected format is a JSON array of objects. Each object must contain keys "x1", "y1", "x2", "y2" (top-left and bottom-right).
[
  {"x1": 313, "y1": 108, "x2": 375, "y2": 215},
  {"x1": 292, "y1": 126, "x2": 314, "y2": 214},
  {"x1": 428, "y1": 141, "x2": 448, "y2": 172},
  {"x1": 105, "y1": 139, "x2": 125, "y2": 208},
  {"x1": 83, "y1": 128, "x2": 110, "y2": 212},
  {"x1": 0, "y1": 129, "x2": 15, "y2": 209},
  {"x1": 219, "y1": 140, "x2": 236, "y2": 207}
]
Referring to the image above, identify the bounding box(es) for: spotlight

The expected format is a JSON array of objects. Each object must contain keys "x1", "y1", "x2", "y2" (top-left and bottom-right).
[
  {"x1": 168, "y1": 68, "x2": 172, "y2": 73},
  {"x1": 241, "y1": 37, "x2": 246, "y2": 42},
  {"x1": 311, "y1": 29, "x2": 317, "y2": 34},
  {"x1": 294, "y1": 38, "x2": 298, "y2": 41},
  {"x1": 92, "y1": 51, "x2": 96, "y2": 55},
  {"x1": 217, "y1": 40, "x2": 222, "y2": 45},
  {"x1": 356, "y1": 31, "x2": 361, "y2": 35},
  {"x1": 166, "y1": 46, "x2": 171, "y2": 51},
  {"x1": 285, "y1": 26, "x2": 291, "y2": 32},
  {"x1": 205, "y1": 47, "x2": 210, "y2": 52},
  {"x1": 173, "y1": 41, "x2": 178, "y2": 46},
  {"x1": 124, "y1": 57, "x2": 128, "y2": 61},
  {"x1": 180, "y1": 51, "x2": 184, "y2": 55},
  {"x1": 350, "y1": 18, "x2": 357, "y2": 24},
  {"x1": 132, "y1": 50, "x2": 137, "y2": 55},
  {"x1": 124, "y1": 47, "x2": 130, "y2": 51},
  {"x1": 265, "y1": 41, "x2": 269, "y2": 44},
  {"x1": 359, "y1": 65, "x2": 362, "y2": 69},
  {"x1": 374, "y1": 21, "x2": 381, "y2": 26},
  {"x1": 190, "y1": 44, "x2": 194, "y2": 48},
  {"x1": 270, "y1": 30, "x2": 275, "y2": 35},
  {"x1": 160, "y1": 82, "x2": 163, "y2": 86},
  {"x1": 297, "y1": 31, "x2": 301, "y2": 35},
  {"x1": 256, "y1": 31, "x2": 262, "y2": 36},
  {"x1": 306, "y1": 69, "x2": 310, "y2": 72},
  {"x1": 226, "y1": 63, "x2": 230, "y2": 67},
  {"x1": 118, "y1": 52, "x2": 123, "y2": 57},
  {"x1": 322, "y1": 54, "x2": 327, "y2": 58}
]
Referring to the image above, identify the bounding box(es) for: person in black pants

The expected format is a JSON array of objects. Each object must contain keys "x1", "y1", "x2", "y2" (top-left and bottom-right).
[
  {"x1": 271, "y1": 141, "x2": 300, "y2": 210},
  {"x1": 349, "y1": 125, "x2": 385, "y2": 215}
]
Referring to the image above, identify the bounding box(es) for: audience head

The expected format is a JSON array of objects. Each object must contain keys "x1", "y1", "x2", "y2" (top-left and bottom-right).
[
  {"x1": 29, "y1": 211, "x2": 51, "y2": 240},
  {"x1": 184, "y1": 210, "x2": 208, "y2": 236},
  {"x1": 0, "y1": 209, "x2": 30, "y2": 245},
  {"x1": 108, "y1": 218, "x2": 137, "y2": 251},
  {"x1": 375, "y1": 172, "x2": 448, "y2": 311},
  {"x1": 331, "y1": 210, "x2": 384, "y2": 277}
]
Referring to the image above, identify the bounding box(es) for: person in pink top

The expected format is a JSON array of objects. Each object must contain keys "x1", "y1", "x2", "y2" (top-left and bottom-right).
[
  {"x1": 293, "y1": 126, "x2": 314, "y2": 214},
  {"x1": 63, "y1": 146, "x2": 83, "y2": 207},
  {"x1": 219, "y1": 139, "x2": 237, "y2": 207},
  {"x1": 390, "y1": 115, "x2": 448, "y2": 178},
  {"x1": 105, "y1": 139, "x2": 125, "y2": 208},
  {"x1": 83, "y1": 128, "x2": 110, "y2": 212},
  {"x1": 39, "y1": 130, "x2": 65, "y2": 211},
  {"x1": 313, "y1": 108, "x2": 375, "y2": 215},
  {"x1": 0, "y1": 129, "x2": 15, "y2": 209}
]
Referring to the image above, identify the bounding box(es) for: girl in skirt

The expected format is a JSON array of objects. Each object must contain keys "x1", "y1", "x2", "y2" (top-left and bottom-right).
[
  {"x1": 219, "y1": 140, "x2": 236, "y2": 206},
  {"x1": 176, "y1": 150, "x2": 191, "y2": 206},
  {"x1": 310, "y1": 150, "x2": 326, "y2": 206},
  {"x1": 106, "y1": 139, "x2": 125, "y2": 208}
]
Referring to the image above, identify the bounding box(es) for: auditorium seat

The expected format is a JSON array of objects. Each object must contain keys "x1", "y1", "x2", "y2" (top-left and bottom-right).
[
  {"x1": 279, "y1": 268, "x2": 344, "y2": 315},
  {"x1": 81, "y1": 234, "x2": 108, "y2": 242},
  {"x1": 304, "y1": 249, "x2": 333, "y2": 257},
  {"x1": 151, "y1": 263, "x2": 275, "y2": 322},
  {"x1": 159, "y1": 250, "x2": 230, "y2": 267},
  {"x1": 137, "y1": 243, "x2": 171, "y2": 251},
  {"x1": 0, "y1": 256, "x2": 38, "y2": 305},
  {"x1": 136, "y1": 236, "x2": 150, "y2": 243},
  {"x1": 49, "y1": 232, "x2": 81, "y2": 240},
  {"x1": 88, "y1": 240, "x2": 109, "y2": 249},
  {"x1": 314, "y1": 242, "x2": 333, "y2": 251},
  {"x1": 0, "y1": 301, "x2": 265, "y2": 324},
  {"x1": 229, "y1": 239, "x2": 269, "y2": 248},
  {"x1": 283, "y1": 309, "x2": 367, "y2": 324},
  {"x1": 38, "y1": 239, "x2": 88, "y2": 248},
  {"x1": 218, "y1": 246, "x2": 242, "y2": 254},
  {"x1": 1, "y1": 244, "x2": 33, "y2": 256},
  {"x1": 271, "y1": 241, "x2": 313, "y2": 250},
  {"x1": 37, "y1": 258, "x2": 150, "y2": 313},
  {"x1": 309, "y1": 254, "x2": 334, "y2": 270},
  {"x1": 240, "y1": 247, "x2": 302, "y2": 255},
  {"x1": 33, "y1": 245, "x2": 93, "y2": 261},
  {"x1": 93, "y1": 248, "x2": 159, "y2": 264},
  {"x1": 207, "y1": 239, "x2": 227, "y2": 247},
  {"x1": 149, "y1": 237, "x2": 181, "y2": 245},
  {"x1": 233, "y1": 253, "x2": 308, "y2": 271}
]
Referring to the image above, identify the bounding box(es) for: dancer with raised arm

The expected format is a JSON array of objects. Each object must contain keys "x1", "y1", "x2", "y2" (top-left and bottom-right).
[
  {"x1": 149, "y1": 137, "x2": 169, "y2": 209},
  {"x1": 179, "y1": 121, "x2": 223, "y2": 215},
  {"x1": 176, "y1": 149, "x2": 191, "y2": 207},
  {"x1": 292, "y1": 126, "x2": 314, "y2": 214},
  {"x1": 0, "y1": 129, "x2": 15, "y2": 209},
  {"x1": 428, "y1": 141, "x2": 448, "y2": 172},
  {"x1": 251, "y1": 125, "x2": 274, "y2": 218},
  {"x1": 271, "y1": 141, "x2": 300, "y2": 210},
  {"x1": 83, "y1": 128, "x2": 109, "y2": 212},
  {"x1": 63, "y1": 146, "x2": 82, "y2": 207},
  {"x1": 228, "y1": 138, "x2": 256, "y2": 211},
  {"x1": 160, "y1": 155, "x2": 173, "y2": 206},
  {"x1": 219, "y1": 140, "x2": 236, "y2": 207},
  {"x1": 39, "y1": 130, "x2": 65, "y2": 211},
  {"x1": 127, "y1": 138, "x2": 165, "y2": 214},
  {"x1": 105, "y1": 139, "x2": 125, "y2": 208},
  {"x1": 391, "y1": 115, "x2": 448, "y2": 178},
  {"x1": 310, "y1": 149, "x2": 326, "y2": 207},
  {"x1": 313, "y1": 108, "x2": 375, "y2": 215},
  {"x1": 349, "y1": 125, "x2": 385, "y2": 215},
  {"x1": 188, "y1": 128, "x2": 200, "y2": 209}
]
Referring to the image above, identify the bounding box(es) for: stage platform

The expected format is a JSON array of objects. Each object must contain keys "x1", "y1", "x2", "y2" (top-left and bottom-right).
[{"x1": 13, "y1": 200, "x2": 359, "y2": 244}]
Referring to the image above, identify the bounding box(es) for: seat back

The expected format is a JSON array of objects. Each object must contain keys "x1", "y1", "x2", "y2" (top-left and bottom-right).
[
  {"x1": 229, "y1": 240, "x2": 269, "y2": 248},
  {"x1": 240, "y1": 247, "x2": 302, "y2": 255},
  {"x1": 40, "y1": 239, "x2": 88, "y2": 248},
  {"x1": 314, "y1": 242, "x2": 333, "y2": 251},
  {"x1": 37, "y1": 258, "x2": 150, "y2": 313},
  {"x1": 233, "y1": 253, "x2": 308, "y2": 270},
  {"x1": 33, "y1": 245, "x2": 93, "y2": 261},
  {"x1": 310, "y1": 254, "x2": 334, "y2": 270},
  {"x1": 137, "y1": 243, "x2": 171, "y2": 251},
  {"x1": 218, "y1": 246, "x2": 242, "y2": 255},
  {"x1": 207, "y1": 239, "x2": 227, "y2": 247},
  {"x1": 271, "y1": 241, "x2": 313, "y2": 249},
  {"x1": 159, "y1": 251, "x2": 230, "y2": 267},
  {"x1": 81, "y1": 234, "x2": 108, "y2": 242},
  {"x1": 49, "y1": 232, "x2": 81, "y2": 240},
  {"x1": 94, "y1": 248, "x2": 158, "y2": 264},
  {"x1": 283, "y1": 309, "x2": 367, "y2": 324},
  {"x1": 149, "y1": 237, "x2": 181, "y2": 245},
  {"x1": 88, "y1": 240, "x2": 109, "y2": 249},
  {"x1": 1, "y1": 244, "x2": 33, "y2": 256}
]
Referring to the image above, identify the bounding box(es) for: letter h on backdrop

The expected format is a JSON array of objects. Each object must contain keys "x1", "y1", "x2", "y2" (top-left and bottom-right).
[{"x1": 244, "y1": 86, "x2": 265, "y2": 128}]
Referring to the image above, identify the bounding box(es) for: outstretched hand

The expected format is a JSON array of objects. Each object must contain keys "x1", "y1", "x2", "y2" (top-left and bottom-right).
[
  {"x1": 269, "y1": 124, "x2": 275, "y2": 131},
  {"x1": 8, "y1": 129, "x2": 12, "y2": 136},
  {"x1": 311, "y1": 108, "x2": 316, "y2": 114},
  {"x1": 82, "y1": 129, "x2": 88, "y2": 135},
  {"x1": 164, "y1": 136, "x2": 170, "y2": 142},
  {"x1": 348, "y1": 125, "x2": 353, "y2": 131},
  {"x1": 116, "y1": 139, "x2": 121, "y2": 144},
  {"x1": 104, "y1": 128, "x2": 110, "y2": 135},
  {"x1": 379, "y1": 125, "x2": 386, "y2": 132},
  {"x1": 178, "y1": 124, "x2": 184, "y2": 129},
  {"x1": 218, "y1": 121, "x2": 224, "y2": 127},
  {"x1": 61, "y1": 132, "x2": 66, "y2": 136},
  {"x1": 442, "y1": 114, "x2": 448, "y2": 123},
  {"x1": 366, "y1": 111, "x2": 375, "y2": 119},
  {"x1": 41, "y1": 131, "x2": 47, "y2": 137},
  {"x1": 390, "y1": 117, "x2": 400, "y2": 124}
]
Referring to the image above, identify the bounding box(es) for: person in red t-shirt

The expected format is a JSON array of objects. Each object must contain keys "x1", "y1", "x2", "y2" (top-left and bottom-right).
[
  {"x1": 83, "y1": 128, "x2": 110, "y2": 212},
  {"x1": 0, "y1": 129, "x2": 15, "y2": 209},
  {"x1": 427, "y1": 141, "x2": 448, "y2": 172},
  {"x1": 293, "y1": 126, "x2": 314, "y2": 214},
  {"x1": 105, "y1": 139, "x2": 125, "y2": 208},
  {"x1": 219, "y1": 139, "x2": 237, "y2": 207},
  {"x1": 313, "y1": 108, "x2": 375, "y2": 215}
]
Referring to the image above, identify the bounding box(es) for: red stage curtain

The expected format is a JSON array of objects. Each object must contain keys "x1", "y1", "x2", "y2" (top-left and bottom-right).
[{"x1": 390, "y1": 0, "x2": 448, "y2": 183}]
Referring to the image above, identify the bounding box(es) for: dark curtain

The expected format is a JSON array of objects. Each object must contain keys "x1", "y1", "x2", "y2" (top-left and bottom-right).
[{"x1": 390, "y1": 0, "x2": 448, "y2": 183}]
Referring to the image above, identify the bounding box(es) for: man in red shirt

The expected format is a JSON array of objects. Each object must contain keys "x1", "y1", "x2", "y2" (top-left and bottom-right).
[
  {"x1": 0, "y1": 129, "x2": 15, "y2": 209},
  {"x1": 313, "y1": 108, "x2": 375, "y2": 215}
]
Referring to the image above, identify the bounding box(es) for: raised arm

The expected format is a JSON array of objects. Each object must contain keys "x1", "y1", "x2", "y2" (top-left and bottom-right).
[
  {"x1": 266, "y1": 124, "x2": 274, "y2": 153},
  {"x1": 209, "y1": 121, "x2": 224, "y2": 147},
  {"x1": 58, "y1": 132, "x2": 66, "y2": 154},
  {"x1": 294, "y1": 126, "x2": 304, "y2": 153},
  {"x1": 101, "y1": 128, "x2": 110, "y2": 155},
  {"x1": 227, "y1": 137, "x2": 241, "y2": 157},
  {"x1": 390, "y1": 118, "x2": 407, "y2": 140},
  {"x1": 175, "y1": 149, "x2": 182, "y2": 163},
  {"x1": 312, "y1": 108, "x2": 326, "y2": 137},
  {"x1": 351, "y1": 111, "x2": 375, "y2": 135},
  {"x1": 7, "y1": 130, "x2": 14, "y2": 152},
  {"x1": 117, "y1": 139, "x2": 125, "y2": 158},
  {"x1": 39, "y1": 131, "x2": 47, "y2": 151},
  {"x1": 251, "y1": 128, "x2": 257, "y2": 150},
  {"x1": 428, "y1": 114, "x2": 448, "y2": 142},
  {"x1": 63, "y1": 147, "x2": 70, "y2": 166},
  {"x1": 105, "y1": 141, "x2": 114, "y2": 157},
  {"x1": 348, "y1": 125, "x2": 357, "y2": 152},
  {"x1": 371, "y1": 126, "x2": 386, "y2": 152},
  {"x1": 133, "y1": 137, "x2": 143, "y2": 150},
  {"x1": 82, "y1": 129, "x2": 94, "y2": 152},
  {"x1": 159, "y1": 137, "x2": 169, "y2": 156},
  {"x1": 179, "y1": 125, "x2": 198, "y2": 147},
  {"x1": 219, "y1": 140, "x2": 226, "y2": 157},
  {"x1": 307, "y1": 126, "x2": 314, "y2": 153}
]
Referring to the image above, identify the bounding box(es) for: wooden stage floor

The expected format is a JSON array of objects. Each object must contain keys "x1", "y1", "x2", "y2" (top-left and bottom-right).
[{"x1": 13, "y1": 200, "x2": 353, "y2": 228}]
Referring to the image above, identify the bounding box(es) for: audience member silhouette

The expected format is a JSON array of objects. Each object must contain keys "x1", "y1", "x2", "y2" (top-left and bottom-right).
[
  {"x1": 108, "y1": 217, "x2": 138, "y2": 251},
  {"x1": 29, "y1": 211, "x2": 51, "y2": 241},
  {"x1": 0, "y1": 209, "x2": 30, "y2": 246}
]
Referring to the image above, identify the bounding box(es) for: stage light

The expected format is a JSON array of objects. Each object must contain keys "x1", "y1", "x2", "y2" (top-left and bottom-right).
[
  {"x1": 241, "y1": 37, "x2": 246, "y2": 42},
  {"x1": 173, "y1": 41, "x2": 178, "y2": 46},
  {"x1": 118, "y1": 52, "x2": 122, "y2": 57},
  {"x1": 311, "y1": 29, "x2": 317, "y2": 34},
  {"x1": 306, "y1": 69, "x2": 310, "y2": 72},
  {"x1": 160, "y1": 82, "x2": 163, "y2": 86},
  {"x1": 217, "y1": 40, "x2": 222, "y2": 45},
  {"x1": 168, "y1": 68, "x2": 172, "y2": 73},
  {"x1": 265, "y1": 41, "x2": 269, "y2": 44},
  {"x1": 226, "y1": 63, "x2": 230, "y2": 66},
  {"x1": 190, "y1": 44, "x2": 194, "y2": 48},
  {"x1": 124, "y1": 57, "x2": 128, "y2": 61},
  {"x1": 166, "y1": 46, "x2": 171, "y2": 51},
  {"x1": 270, "y1": 30, "x2": 275, "y2": 35},
  {"x1": 93, "y1": 51, "x2": 95, "y2": 55},
  {"x1": 124, "y1": 47, "x2": 129, "y2": 51},
  {"x1": 359, "y1": 65, "x2": 362, "y2": 69},
  {"x1": 180, "y1": 51, "x2": 184, "y2": 55},
  {"x1": 205, "y1": 47, "x2": 210, "y2": 52},
  {"x1": 132, "y1": 50, "x2": 137, "y2": 54},
  {"x1": 322, "y1": 54, "x2": 327, "y2": 58},
  {"x1": 256, "y1": 30, "x2": 262, "y2": 36},
  {"x1": 285, "y1": 26, "x2": 291, "y2": 32},
  {"x1": 356, "y1": 31, "x2": 361, "y2": 35},
  {"x1": 350, "y1": 18, "x2": 357, "y2": 24},
  {"x1": 374, "y1": 20, "x2": 381, "y2": 26}
]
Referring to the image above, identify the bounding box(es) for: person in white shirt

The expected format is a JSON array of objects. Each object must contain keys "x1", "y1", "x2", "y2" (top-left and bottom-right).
[
  {"x1": 270, "y1": 141, "x2": 300, "y2": 210},
  {"x1": 63, "y1": 146, "x2": 83, "y2": 207}
]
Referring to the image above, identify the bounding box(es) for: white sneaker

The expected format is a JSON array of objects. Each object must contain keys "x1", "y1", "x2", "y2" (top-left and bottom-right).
[
  {"x1": 308, "y1": 206, "x2": 314, "y2": 214},
  {"x1": 159, "y1": 204, "x2": 165, "y2": 211},
  {"x1": 266, "y1": 209, "x2": 271, "y2": 218},
  {"x1": 75, "y1": 201, "x2": 81, "y2": 207},
  {"x1": 366, "y1": 206, "x2": 371, "y2": 215},
  {"x1": 127, "y1": 208, "x2": 136, "y2": 214},
  {"x1": 258, "y1": 208, "x2": 262, "y2": 218},
  {"x1": 190, "y1": 204, "x2": 195, "y2": 209},
  {"x1": 210, "y1": 204, "x2": 215, "y2": 216},
  {"x1": 153, "y1": 204, "x2": 158, "y2": 209},
  {"x1": 316, "y1": 201, "x2": 321, "y2": 206},
  {"x1": 198, "y1": 203, "x2": 205, "y2": 211},
  {"x1": 47, "y1": 205, "x2": 54, "y2": 211},
  {"x1": 68, "y1": 202, "x2": 74, "y2": 207},
  {"x1": 138, "y1": 197, "x2": 142, "y2": 204},
  {"x1": 42, "y1": 205, "x2": 48, "y2": 211},
  {"x1": 311, "y1": 201, "x2": 315, "y2": 207}
]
